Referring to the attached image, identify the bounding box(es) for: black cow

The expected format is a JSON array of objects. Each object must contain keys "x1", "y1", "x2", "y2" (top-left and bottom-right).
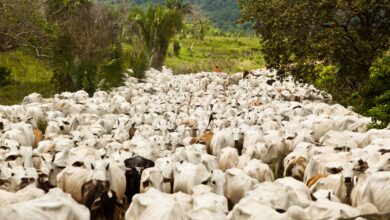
[
  {"x1": 37, "y1": 173, "x2": 54, "y2": 193},
  {"x1": 90, "y1": 190, "x2": 118, "y2": 220},
  {"x1": 123, "y1": 156, "x2": 154, "y2": 203},
  {"x1": 81, "y1": 180, "x2": 117, "y2": 220}
]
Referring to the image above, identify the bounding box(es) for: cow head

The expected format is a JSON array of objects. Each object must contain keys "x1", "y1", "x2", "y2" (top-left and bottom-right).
[
  {"x1": 82, "y1": 180, "x2": 109, "y2": 205},
  {"x1": 285, "y1": 156, "x2": 307, "y2": 181},
  {"x1": 91, "y1": 160, "x2": 110, "y2": 182},
  {"x1": 37, "y1": 170, "x2": 53, "y2": 193},
  {"x1": 140, "y1": 167, "x2": 164, "y2": 193},
  {"x1": 124, "y1": 156, "x2": 154, "y2": 202}
]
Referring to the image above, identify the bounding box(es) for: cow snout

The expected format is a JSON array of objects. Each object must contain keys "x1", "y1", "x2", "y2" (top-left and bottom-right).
[
  {"x1": 29, "y1": 178, "x2": 35, "y2": 183},
  {"x1": 344, "y1": 177, "x2": 352, "y2": 184},
  {"x1": 20, "y1": 177, "x2": 30, "y2": 187}
]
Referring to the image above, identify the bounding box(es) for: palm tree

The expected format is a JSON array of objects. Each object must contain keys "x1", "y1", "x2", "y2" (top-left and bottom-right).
[{"x1": 129, "y1": 3, "x2": 183, "y2": 70}]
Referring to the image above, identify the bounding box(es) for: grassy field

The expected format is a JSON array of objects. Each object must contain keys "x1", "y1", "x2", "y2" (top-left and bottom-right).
[
  {"x1": 0, "y1": 36, "x2": 263, "y2": 105},
  {"x1": 0, "y1": 50, "x2": 54, "y2": 105},
  {"x1": 165, "y1": 36, "x2": 265, "y2": 74}
]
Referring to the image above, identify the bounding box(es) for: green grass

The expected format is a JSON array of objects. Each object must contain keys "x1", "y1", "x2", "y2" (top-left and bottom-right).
[
  {"x1": 0, "y1": 50, "x2": 55, "y2": 105},
  {"x1": 165, "y1": 36, "x2": 265, "y2": 74}
]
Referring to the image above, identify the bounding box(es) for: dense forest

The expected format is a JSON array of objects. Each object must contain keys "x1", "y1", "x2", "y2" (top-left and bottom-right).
[{"x1": 95, "y1": 0, "x2": 242, "y2": 30}]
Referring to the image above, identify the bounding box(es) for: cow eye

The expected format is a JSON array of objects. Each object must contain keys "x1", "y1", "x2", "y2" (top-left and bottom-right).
[{"x1": 212, "y1": 181, "x2": 216, "y2": 185}]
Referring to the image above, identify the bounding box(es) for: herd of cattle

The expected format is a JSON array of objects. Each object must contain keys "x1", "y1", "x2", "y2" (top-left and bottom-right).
[{"x1": 0, "y1": 68, "x2": 389, "y2": 220}]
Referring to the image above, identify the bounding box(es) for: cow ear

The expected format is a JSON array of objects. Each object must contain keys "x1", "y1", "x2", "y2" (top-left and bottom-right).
[
  {"x1": 91, "y1": 164, "x2": 95, "y2": 170},
  {"x1": 327, "y1": 192, "x2": 331, "y2": 200},
  {"x1": 106, "y1": 163, "x2": 110, "y2": 171}
]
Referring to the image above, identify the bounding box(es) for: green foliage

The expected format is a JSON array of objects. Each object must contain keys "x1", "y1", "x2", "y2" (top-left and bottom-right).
[
  {"x1": 173, "y1": 40, "x2": 181, "y2": 56},
  {"x1": 0, "y1": 0, "x2": 53, "y2": 57},
  {"x1": 51, "y1": 3, "x2": 124, "y2": 95},
  {"x1": 131, "y1": 50, "x2": 149, "y2": 79},
  {"x1": 164, "y1": 0, "x2": 188, "y2": 10},
  {"x1": 360, "y1": 56, "x2": 390, "y2": 128},
  {"x1": 97, "y1": 45, "x2": 127, "y2": 90},
  {"x1": 193, "y1": 0, "x2": 240, "y2": 30},
  {"x1": 129, "y1": 4, "x2": 183, "y2": 71},
  {"x1": 103, "y1": 0, "x2": 241, "y2": 31},
  {"x1": 37, "y1": 118, "x2": 48, "y2": 134},
  {"x1": 239, "y1": 0, "x2": 390, "y2": 98},
  {"x1": 0, "y1": 50, "x2": 54, "y2": 105},
  {"x1": 0, "y1": 67, "x2": 11, "y2": 86},
  {"x1": 313, "y1": 64, "x2": 340, "y2": 100},
  {"x1": 239, "y1": 0, "x2": 390, "y2": 128},
  {"x1": 368, "y1": 104, "x2": 390, "y2": 129},
  {"x1": 181, "y1": 20, "x2": 212, "y2": 41}
]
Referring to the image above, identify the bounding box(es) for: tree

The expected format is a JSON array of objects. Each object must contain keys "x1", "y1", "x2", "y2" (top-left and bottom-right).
[
  {"x1": 129, "y1": 3, "x2": 183, "y2": 70},
  {"x1": 0, "y1": 0, "x2": 90, "y2": 58},
  {"x1": 0, "y1": 0, "x2": 52, "y2": 57},
  {"x1": 356, "y1": 55, "x2": 390, "y2": 128},
  {"x1": 51, "y1": 3, "x2": 125, "y2": 95},
  {"x1": 238, "y1": 0, "x2": 390, "y2": 100}
]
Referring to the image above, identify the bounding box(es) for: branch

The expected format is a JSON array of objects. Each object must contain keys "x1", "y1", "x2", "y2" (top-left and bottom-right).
[
  {"x1": 0, "y1": 32, "x2": 17, "y2": 40},
  {"x1": 15, "y1": 31, "x2": 34, "y2": 39},
  {"x1": 0, "y1": 31, "x2": 34, "y2": 41},
  {"x1": 19, "y1": 43, "x2": 51, "y2": 58}
]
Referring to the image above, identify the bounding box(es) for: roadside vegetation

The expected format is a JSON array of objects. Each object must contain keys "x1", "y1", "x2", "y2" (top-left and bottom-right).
[
  {"x1": 239, "y1": 0, "x2": 390, "y2": 128},
  {"x1": 0, "y1": 0, "x2": 261, "y2": 105}
]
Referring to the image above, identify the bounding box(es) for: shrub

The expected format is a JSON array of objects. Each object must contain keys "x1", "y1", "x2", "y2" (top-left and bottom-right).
[
  {"x1": 358, "y1": 56, "x2": 390, "y2": 129},
  {"x1": 131, "y1": 50, "x2": 149, "y2": 79},
  {"x1": 0, "y1": 67, "x2": 11, "y2": 86},
  {"x1": 37, "y1": 118, "x2": 48, "y2": 134},
  {"x1": 173, "y1": 40, "x2": 181, "y2": 56}
]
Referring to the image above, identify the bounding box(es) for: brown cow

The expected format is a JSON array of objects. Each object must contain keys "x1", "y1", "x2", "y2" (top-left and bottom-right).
[
  {"x1": 33, "y1": 128, "x2": 44, "y2": 148},
  {"x1": 197, "y1": 130, "x2": 213, "y2": 154}
]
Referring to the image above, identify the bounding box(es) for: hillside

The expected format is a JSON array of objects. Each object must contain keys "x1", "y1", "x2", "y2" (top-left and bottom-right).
[{"x1": 96, "y1": 0, "x2": 242, "y2": 30}]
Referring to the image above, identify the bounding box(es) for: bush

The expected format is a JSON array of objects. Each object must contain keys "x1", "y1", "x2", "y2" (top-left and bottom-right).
[
  {"x1": 97, "y1": 45, "x2": 127, "y2": 91},
  {"x1": 37, "y1": 118, "x2": 48, "y2": 134},
  {"x1": 173, "y1": 40, "x2": 181, "y2": 56},
  {"x1": 131, "y1": 50, "x2": 149, "y2": 79},
  {"x1": 0, "y1": 67, "x2": 11, "y2": 86},
  {"x1": 356, "y1": 56, "x2": 390, "y2": 129},
  {"x1": 367, "y1": 90, "x2": 390, "y2": 129},
  {"x1": 51, "y1": 3, "x2": 123, "y2": 96}
]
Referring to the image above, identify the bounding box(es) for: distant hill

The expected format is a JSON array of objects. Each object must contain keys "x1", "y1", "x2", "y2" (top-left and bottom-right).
[{"x1": 96, "y1": 0, "x2": 242, "y2": 30}]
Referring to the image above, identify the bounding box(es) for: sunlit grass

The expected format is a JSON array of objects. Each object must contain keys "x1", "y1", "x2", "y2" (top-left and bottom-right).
[
  {"x1": 165, "y1": 36, "x2": 265, "y2": 74},
  {"x1": 0, "y1": 50, "x2": 54, "y2": 105}
]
